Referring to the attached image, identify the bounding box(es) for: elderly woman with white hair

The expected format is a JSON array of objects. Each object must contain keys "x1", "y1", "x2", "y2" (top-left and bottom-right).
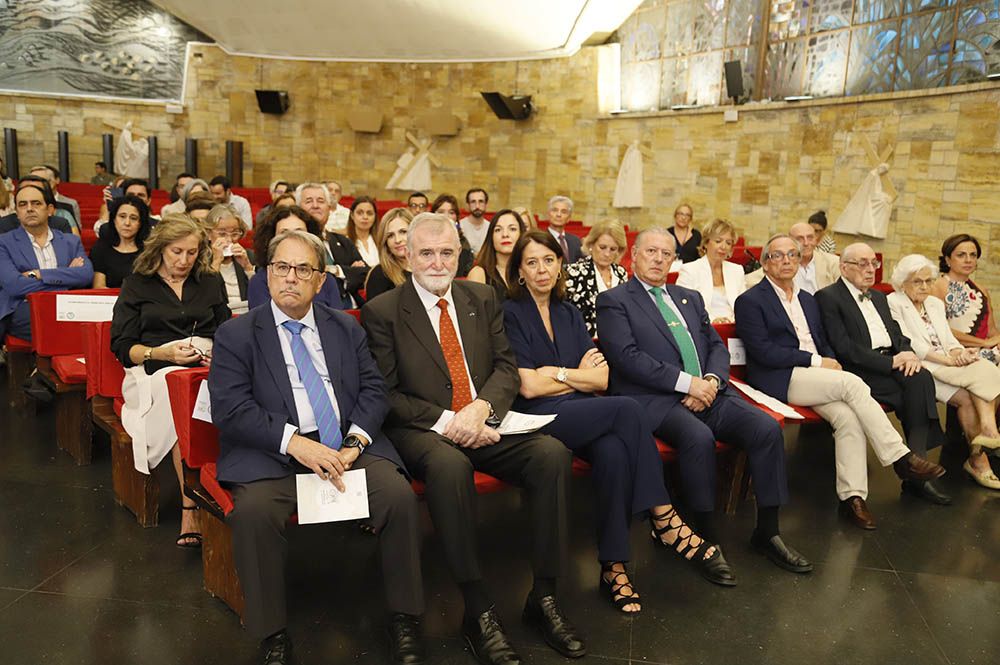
[{"x1": 888, "y1": 254, "x2": 1000, "y2": 489}]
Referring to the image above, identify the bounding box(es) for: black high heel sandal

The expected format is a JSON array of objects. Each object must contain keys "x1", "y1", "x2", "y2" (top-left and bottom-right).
[
  {"x1": 599, "y1": 563, "x2": 641, "y2": 614},
  {"x1": 650, "y1": 508, "x2": 736, "y2": 587},
  {"x1": 176, "y1": 505, "x2": 202, "y2": 549}
]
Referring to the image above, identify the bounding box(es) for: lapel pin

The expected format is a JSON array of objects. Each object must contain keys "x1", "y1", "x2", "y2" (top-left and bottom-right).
[
  {"x1": 469, "y1": 311, "x2": 476, "y2": 317},
  {"x1": 681, "y1": 298, "x2": 688, "y2": 305}
]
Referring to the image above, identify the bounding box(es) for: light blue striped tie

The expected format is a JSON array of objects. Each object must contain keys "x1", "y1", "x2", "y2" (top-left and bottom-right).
[{"x1": 282, "y1": 320, "x2": 342, "y2": 449}]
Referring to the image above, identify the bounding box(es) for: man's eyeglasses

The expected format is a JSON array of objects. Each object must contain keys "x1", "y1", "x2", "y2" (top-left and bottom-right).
[
  {"x1": 843, "y1": 259, "x2": 882, "y2": 270},
  {"x1": 408, "y1": 202, "x2": 428, "y2": 211},
  {"x1": 269, "y1": 261, "x2": 321, "y2": 280},
  {"x1": 766, "y1": 250, "x2": 801, "y2": 262}
]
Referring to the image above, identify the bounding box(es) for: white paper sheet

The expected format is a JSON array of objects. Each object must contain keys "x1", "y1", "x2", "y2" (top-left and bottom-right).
[
  {"x1": 728, "y1": 379, "x2": 804, "y2": 419},
  {"x1": 727, "y1": 338, "x2": 747, "y2": 366},
  {"x1": 55, "y1": 294, "x2": 118, "y2": 322},
  {"x1": 497, "y1": 410, "x2": 557, "y2": 435},
  {"x1": 192, "y1": 380, "x2": 213, "y2": 423},
  {"x1": 76, "y1": 357, "x2": 86, "y2": 365},
  {"x1": 296, "y1": 469, "x2": 370, "y2": 524}
]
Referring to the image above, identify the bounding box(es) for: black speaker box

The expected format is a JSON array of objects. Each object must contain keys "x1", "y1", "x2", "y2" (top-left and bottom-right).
[
  {"x1": 724, "y1": 61, "x2": 744, "y2": 103},
  {"x1": 480, "y1": 92, "x2": 533, "y2": 120},
  {"x1": 255, "y1": 90, "x2": 290, "y2": 115}
]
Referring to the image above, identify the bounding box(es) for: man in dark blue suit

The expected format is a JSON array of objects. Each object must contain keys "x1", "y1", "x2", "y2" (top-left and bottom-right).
[
  {"x1": 596, "y1": 228, "x2": 811, "y2": 576},
  {"x1": 0, "y1": 181, "x2": 93, "y2": 341},
  {"x1": 209, "y1": 230, "x2": 425, "y2": 665},
  {"x1": 546, "y1": 196, "x2": 583, "y2": 263},
  {"x1": 734, "y1": 234, "x2": 945, "y2": 530}
]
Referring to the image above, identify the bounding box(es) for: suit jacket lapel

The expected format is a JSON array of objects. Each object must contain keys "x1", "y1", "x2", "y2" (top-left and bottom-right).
[
  {"x1": 452, "y1": 282, "x2": 483, "y2": 377},
  {"x1": 254, "y1": 307, "x2": 300, "y2": 425},
  {"x1": 53, "y1": 232, "x2": 70, "y2": 266},
  {"x1": 626, "y1": 279, "x2": 678, "y2": 353},
  {"x1": 834, "y1": 280, "x2": 873, "y2": 347},
  {"x1": 14, "y1": 229, "x2": 40, "y2": 270},
  {"x1": 400, "y1": 280, "x2": 451, "y2": 379},
  {"x1": 757, "y1": 281, "x2": 797, "y2": 337}
]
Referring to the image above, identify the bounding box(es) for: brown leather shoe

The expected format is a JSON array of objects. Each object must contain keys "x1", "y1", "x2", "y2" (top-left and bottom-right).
[
  {"x1": 892, "y1": 453, "x2": 945, "y2": 482},
  {"x1": 838, "y1": 496, "x2": 877, "y2": 530}
]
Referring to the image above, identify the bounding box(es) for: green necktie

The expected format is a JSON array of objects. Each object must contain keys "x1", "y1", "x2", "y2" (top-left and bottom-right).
[{"x1": 649, "y1": 286, "x2": 701, "y2": 377}]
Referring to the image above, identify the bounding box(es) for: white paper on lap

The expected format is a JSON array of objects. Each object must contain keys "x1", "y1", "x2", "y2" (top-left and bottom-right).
[
  {"x1": 728, "y1": 379, "x2": 804, "y2": 419},
  {"x1": 296, "y1": 469, "x2": 370, "y2": 524}
]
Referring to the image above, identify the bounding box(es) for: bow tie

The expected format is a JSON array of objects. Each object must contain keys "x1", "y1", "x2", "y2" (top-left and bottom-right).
[{"x1": 858, "y1": 291, "x2": 872, "y2": 302}]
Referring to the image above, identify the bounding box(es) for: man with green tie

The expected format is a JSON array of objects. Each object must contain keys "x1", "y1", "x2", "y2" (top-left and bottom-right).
[{"x1": 595, "y1": 228, "x2": 812, "y2": 581}]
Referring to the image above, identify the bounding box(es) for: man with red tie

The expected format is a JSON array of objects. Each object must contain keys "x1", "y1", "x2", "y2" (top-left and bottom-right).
[{"x1": 363, "y1": 213, "x2": 585, "y2": 665}]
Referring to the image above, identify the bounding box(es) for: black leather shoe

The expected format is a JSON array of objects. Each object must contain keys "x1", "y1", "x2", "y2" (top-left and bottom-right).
[
  {"x1": 522, "y1": 594, "x2": 586, "y2": 659},
  {"x1": 901, "y1": 479, "x2": 953, "y2": 505},
  {"x1": 388, "y1": 613, "x2": 427, "y2": 665},
  {"x1": 751, "y1": 534, "x2": 813, "y2": 574},
  {"x1": 698, "y1": 546, "x2": 738, "y2": 587},
  {"x1": 462, "y1": 607, "x2": 521, "y2": 665},
  {"x1": 260, "y1": 631, "x2": 295, "y2": 665}
]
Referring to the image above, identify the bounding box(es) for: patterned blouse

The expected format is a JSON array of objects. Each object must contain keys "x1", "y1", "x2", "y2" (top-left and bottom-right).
[
  {"x1": 565, "y1": 257, "x2": 628, "y2": 337},
  {"x1": 943, "y1": 278, "x2": 998, "y2": 364}
]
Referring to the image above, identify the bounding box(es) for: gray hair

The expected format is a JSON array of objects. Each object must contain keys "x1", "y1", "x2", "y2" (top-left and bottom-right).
[
  {"x1": 547, "y1": 195, "x2": 574, "y2": 212},
  {"x1": 633, "y1": 226, "x2": 676, "y2": 251},
  {"x1": 204, "y1": 203, "x2": 247, "y2": 232},
  {"x1": 762, "y1": 233, "x2": 803, "y2": 261},
  {"x1": 295, "y1": 182, "x2": 332, "y2": 206},
  {"x1": 840, "y1": 242, "x2": 873, "y2": 264},
  {"x1": 181, "y1": 178, "x2": 210, "y2": 200},
  {"x1": 407, "y1": 212, "x2": 459, "y2": 251},
  {"x1": 890, "y1": 254, "x2": 937, "y2": 291},
  {"x1": 267, "y1": 229, "x2": 328, "y2": 270}
]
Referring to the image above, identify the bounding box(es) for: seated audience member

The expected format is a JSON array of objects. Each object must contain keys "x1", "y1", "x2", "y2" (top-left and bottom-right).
[
  {"x1": 161, "y1": 172, "x2": 195, "y2": 216},
  {"x1": 323, "y1": 179, "x2": 350, "y2": 233},
  {"x1": 209, "y1": 175, "x2": 253, "y2": 228},
  {"x1": 406, "y1": 191, "x2": 429, "y2": 216},
  {"x1": 205, "y1": 204, "x2": 254, "y2": 315},
  {"x1": 0, "y1": 176, "x2": 75, "y2": 235},
  {"x1": 745, "y1": 222, "x2": 839, "y2": 293},
  {"x1": 210, "y1": 229, "x2": 426, "y2": 665},
  {"x1": 347, "y1": 195, "x2": 380, "y2": 266},
  {"x1": 512, "y1": 205, "x2": 538, "y2": 229},
  {"x1": 249, "y1": 206, "x2": 346, "y2": 311},
  {"x1": 110, "y1": 214, "x2": 231, "y2": 547},
  {"x1": 467, "y1": 209, "x2": 526, "y2": 302},
  {"x1": 297, "y1": 182, "x2": 367, "y2": 304},
  {"x1": 430, "y1": 193, "x2": 475, "y2": 277},
  {"x1": 0, "y1": 181, "x2": 94, "y2": 341},
  {"x1": 932, "y1": 233, "x2": 999, "y2": 365},
  {"x1": 255, "y1": 179, "x2": 291, "y2": 227},
  {"x1": 91, "y1": 195, "x2": 151, "y2": 288},
  {"x1": 363, "y1": 213, "x2": 586, "y2": 664},
  {"x1": 734, "y1": 235, "x2": 945, "y2": 530},
  {"x1": 91, "y1": 160, "x2": 115, "y2": 186},
  {"x1": 364, "y1": 207, "x2": 413, "y2": 301},
  {"x1": 184, "y1": 191, "x2": 217, "y2": 223},
  {"x1": 816, "y1": 243, "x2": 951, "y2": 505},
  {"x1": 676, "y1": 218, "x2": 745, "y2": 323},
  {"x1": 94, "y1": 178, "x2": 157, "y2": 234},
  {"x1": 30, "y1": 165, "x2": 80, "y2": 233},
  {"x1": 460, "y1": 188, "x2": 490, "y2": 254},
  {"x1": 505, "y1": 230, "x2": 734, "y2": 612},
  {"x1": 809, "y1": 210, "x2": 836, "y2": 254},
  {"x1": 888, "y1": 255, "x2": 1000, "y2": 490},
  {"x1": 545, "y1": 196, "x2": 582, "y2": 263},
  {"x1": 160, "y1": 177, "x2": 209, "y2": 217},
  {"x1": 596, "y1": 228, "x2": 811, "y2": 575},
  {"x1": 565, "y1": 220, "x2": 629, "y2": 337},
  {"x1": 668, "y1": 202, "x2": 700, "y2": 264},
  {"x1": 0, "y1": 175, "x2": 11, "y2": 216}
]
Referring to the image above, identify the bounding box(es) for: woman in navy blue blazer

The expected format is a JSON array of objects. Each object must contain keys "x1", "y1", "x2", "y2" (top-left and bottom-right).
[{"x1": 502, "y1": 231, "x2": 734, "y2": 613}]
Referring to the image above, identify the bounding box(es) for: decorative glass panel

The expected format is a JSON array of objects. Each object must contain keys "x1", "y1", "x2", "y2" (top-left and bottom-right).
[
  {"x1": 692, "y1": 0, "x2": 730, "y2": 51},
  {"x1": 660, "y1": 56, "x2": 691, "y2": 107},
  {"x1": 854, "y1": 0, "x2": 902, "y2": 23},
  {"x1": 809, "y1": 0, "x2": 854, "y2": 32},
  {"x1": 622, "y1": 60, "x2": 662, "y2": 111},
  {"x1": 846, "y1": 21, "x2": 900, "y2": 93},
  {"x1": 687, "y1": 51, "x2": 725, "y2": 103},
  {"x1": 770, "y1": 0, "x2": 810, "y2": 40},
  {"x1": 622, "y1": 10, "x2": 665, "y2": 63},
  {"x1": 764, "y1": 38, "x2": 806, "y2": 97},
  {"x1": 903, "y1": 0, "x2": 957, "y2": 12},
  {"x1": 726, "y1": 0, "x2": 763, "y2": 46},
  {"x1": 951, "y1": 1, "x2": 1000, "y2": 81},
  {"x1": 895, "y1": 10, "x2": 955, "y2": 89},
  {"x1": 663, "y1": 0, "x2": 698, "y2": 55},
  {"x1": 804, "y1": 30, "x2": 850, "y2": 94}
]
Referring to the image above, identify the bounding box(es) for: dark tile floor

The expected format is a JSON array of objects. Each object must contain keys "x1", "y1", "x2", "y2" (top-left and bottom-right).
[{"x1": 1, "y1": 383, "x2": 998, "y2": 665}]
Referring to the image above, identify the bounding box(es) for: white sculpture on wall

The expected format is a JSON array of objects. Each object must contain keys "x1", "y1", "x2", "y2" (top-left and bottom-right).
[
  {"x1": 386, "y1": 132, "x2": 438, "y2": 191},
  {"x1": 834, "y1": 136, "x2": 897, "y2": 239},
  {"x1": 613, "y1": 140, "x2": 647, "y2": 208},
  {"x1": 111, "y1": 121, "x2": 150, "y2": 178}
]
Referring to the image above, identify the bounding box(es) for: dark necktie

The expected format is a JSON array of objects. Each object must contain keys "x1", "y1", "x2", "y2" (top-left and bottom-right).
[
  {"x1": 558, "y1": 233, "x2": 570, "y2": 261},
  {"x1": 437, "y1": 299, "x2": 473, "y2": 411},
  {"x1": 282, "y1": 320, "x2": 342, "y2": 449},
  {"x1": 858, "y1": 291, "x2": 872, "y2": 302}
]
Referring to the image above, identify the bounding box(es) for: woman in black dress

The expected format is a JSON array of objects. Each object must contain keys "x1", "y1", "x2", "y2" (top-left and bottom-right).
[
  {"x1": 90, "y1": 195, "x2": 151, "y2": 288},
  {"x1": 111, "y1": 214, "x2": 231, "y2": 548},
  {"x1": 503, "y1": 231, "x2": 733, "y2": 613},
  {"x1": 467, "y1": 209, "x2": 526, "y2": 302},
  {"x1": 668, "y1": 202, "x2": 701, "y2": 264},
  {"x1": 364, "y1": 207, "x2": 413, "y2": 301}
]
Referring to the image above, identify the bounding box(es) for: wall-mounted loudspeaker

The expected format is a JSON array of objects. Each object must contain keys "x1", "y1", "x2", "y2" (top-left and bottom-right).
[
  {"x1": 723, "y1": 61, "x2": 745, "y2": 105},
  {"x1": 255, "y1": 90, "x2": 290, "y2": 114},
  {"x1": 480, "y1": 92, "x2": 533, "y2": 120}
]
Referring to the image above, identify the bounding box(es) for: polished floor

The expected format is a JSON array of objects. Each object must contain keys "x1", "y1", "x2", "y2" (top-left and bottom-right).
[{"x1": 1, "y1": 380, "x2": 998, "y2": 665}]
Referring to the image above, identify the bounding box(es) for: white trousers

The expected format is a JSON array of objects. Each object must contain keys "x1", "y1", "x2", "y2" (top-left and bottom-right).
[{"x1": 787, "y1": 367, "x2": 911, "y2": 500}]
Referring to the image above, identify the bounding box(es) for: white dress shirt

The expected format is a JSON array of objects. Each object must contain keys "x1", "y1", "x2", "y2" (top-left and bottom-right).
[
  {"x1": 766, "y1": 277, "x2": 822, "y2": 366},
  {"x1": 795, "y1": 259, "x2": 818, "y2": 294},
  {"x1": 272, "y1": 301, "x2": 370, "y2": 454},
  {"x1": 26, "y1": 228, "x2": 58, "y2": 269},
  {"x1": 460, "y1": 216, "x2": 489, "y2": 255},
  {"x1": 355, "y1": 235, "x2": 379, "y2": 267},
  {"x1": 325, "y1": 205, "x2": 350, "y2": 234},
  {"x1": 841, "y1": 278, "x2": 893, "y2": 349}
]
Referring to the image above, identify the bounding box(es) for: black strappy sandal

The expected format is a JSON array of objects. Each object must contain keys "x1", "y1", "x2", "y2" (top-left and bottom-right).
[
  {"x1": 176, "y1": 505, "x2": 202, "y2": 549},
  {"x1": 599, "y1": 563, "x2": 641, "y2": 614},
  {"x1": 650, "y1": 508, "x2": 737, "y2": 587}
]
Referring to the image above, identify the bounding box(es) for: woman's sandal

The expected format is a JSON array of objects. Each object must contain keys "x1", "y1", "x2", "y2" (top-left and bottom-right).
[
  {"x1": 650, "y1": 508, "x2": 737, "y2": 587},
  {"x1": 176, "y1": 505, "x2": 203, "y2": 549},
  {"x1": 599, "y1": 563, "x2": 641, "y2": 614}
]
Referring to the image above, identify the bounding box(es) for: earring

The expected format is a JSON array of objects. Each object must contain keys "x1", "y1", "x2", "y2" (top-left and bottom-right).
[{"x1": 518, "y1": 276, "x2": 525, "y2": 285}]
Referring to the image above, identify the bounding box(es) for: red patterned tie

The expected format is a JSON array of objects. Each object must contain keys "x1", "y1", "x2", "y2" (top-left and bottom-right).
[{"x1": 437, "y1": 299, "x2": 473, "y2": 411}]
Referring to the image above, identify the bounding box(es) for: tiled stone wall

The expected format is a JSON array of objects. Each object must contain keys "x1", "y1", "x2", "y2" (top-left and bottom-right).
[{"x1": 2, "y1": 44, "x2": 998, "y2": 291}]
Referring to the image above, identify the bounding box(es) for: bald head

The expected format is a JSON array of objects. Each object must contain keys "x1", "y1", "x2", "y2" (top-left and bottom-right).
[
  {"x1": 840, "y1": 242, "x2": 878, "y2": 291},
  {"x1": 788, "y1": 222, "x2": 817, "y2": 263}
]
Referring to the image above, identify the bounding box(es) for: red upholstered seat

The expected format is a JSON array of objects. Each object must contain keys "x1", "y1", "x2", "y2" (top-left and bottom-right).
[
  {"x1": 28, "y1": 289, "x2": 119, "y2": 358},
  {"x1": 4, "y1": 335, "x2": 32, "y2": 352},
  {"x1": 165, "y1": 368, "x2": 218, "y2": 468},
  {"x1": 85, "y1": 321, "x2": 124, "y2": 400},
  {"x1": 200, "y1": 463, "x2": 235, "y2": 515},
  {"x1": 52, "y1": 355, "x2": 87, "y2": 384},
  {"x1": 113, "y1": 397, "x2": 124, "y2": 418},
  {"x1": 345, "y1": 309, "x2": 361, "y2": 323}
]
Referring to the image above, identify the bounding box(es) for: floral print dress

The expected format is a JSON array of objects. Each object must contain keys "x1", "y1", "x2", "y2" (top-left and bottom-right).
[{"x1": 943, "y1": 278, "x2": 999, "y2": 365}]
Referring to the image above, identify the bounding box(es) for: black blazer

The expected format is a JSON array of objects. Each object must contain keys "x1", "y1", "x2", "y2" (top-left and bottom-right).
[
  {"x1": 815, "y1": 279, "x2": 913, "y2": 376},
  {"x1": 327, "y1": 232, "x2": 368, "y2": 303}
]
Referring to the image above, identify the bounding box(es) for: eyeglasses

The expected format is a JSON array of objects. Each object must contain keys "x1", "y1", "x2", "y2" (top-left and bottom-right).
[
  {"x1": 766, "y1": 250, "x2": 801, "y2": 262},
  {"x1": 269, "y1": 261, "x2": 321, "y2": 280},
  {"x1": 213, "y1": 230, "x2": 243, "y2": 240},
  {"x1": 408, "y1": 202, "x2": 428, "y2": 211},
  {"x1": 906, "y1": 278, "x2": 935, "y2": 287},
  {"x1": 675, "y1": 212, "x2": 692, "y2": 219},
  {"x1": 843, "y1": 259, "x2": 882, "y2": 270}
]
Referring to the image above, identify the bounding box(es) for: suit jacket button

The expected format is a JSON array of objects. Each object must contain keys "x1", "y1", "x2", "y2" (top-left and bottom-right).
[{"x1": 445, "y1": 382, "x2": 452, "y2": 389}]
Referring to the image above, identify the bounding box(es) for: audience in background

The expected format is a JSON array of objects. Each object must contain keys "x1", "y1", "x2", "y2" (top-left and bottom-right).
[
  {"x1": 565, "y1": 220, "x2": 628, "y2": 337},
  {"x1": 406, "y1": 191, "x2": 429, "y2": 215},
  {"x1": 0, "y1": 176, "x2": 74, "y2": 235},
  {"x1": 161, "y1": 176, "x2": 206, "y2": 217},
  {"x1": 809, "y1": 210, "x2": 836, "y2": 254},
  {"x1": 209, "y1": 176, "x2": 253, "y2": 228},
  {"x1": 184, "y1": 191, "x2": 217, "y2": 223},
  {"x1": 0, "y1": 173, "x2": 12, "y2": 216},
  {"x1": 91, "y1": 195, "x2": 151, "y2": 288},
  {"x1": 364, "y1": 207, "x2": 413, "y2": 301},
  {"x1": 430, "y1": 193, "x2": 474, "y2": 277},
  {"x1": 29, "y1": 165, "x2": 80, "y2": 233},
  {"x1": 932, "y1": 233, "x2": 999, "y2": 365},
  {"x1": 459, "y1": 188, "x2": 489, "y2": 254},
  {"x1": 668, "y1": 202, "x2": 700, "y2": 264},
  {"x1": 467, "y1": 208, "x2": 526, "y2": 301},
  {"x1": 255, "y1": 180, "x2": 291, "y2": 227},
  {"x1": 347, "y1": 195, "x2": 380, "y2": 266},
  {"x1": 205, "y1": 204, "x2": 254, "y2": 315},
  {"x1": 296, "y1": 182, "x2": 366, "y2": 304},
  {"x1": 546, "y1": 195, "x2": 582, "y2": 263},
  {"x1": 676, "y1": 218, "x2": 746, "y2": 323},
  {"x1": 91, "y1": 161, "x2": 116, "y2": 186},
  {"x1": 95, "y1": 178, "x2": 156, "y2": 233},
  {"x1": 323, "y1": 179, "x2": 350, "y2": 233},
  {"x1": 110, "y1": 214, "x2": 231, "y2": 548},
  {"x1": 745, "y1": 222, "x2": 839, "y2": 294}
]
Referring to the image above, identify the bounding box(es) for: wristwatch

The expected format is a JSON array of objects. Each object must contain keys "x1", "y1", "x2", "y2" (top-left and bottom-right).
[
  {"x1": 555, "y1": 367, "x2": 568, "y2": 383},
  {"x1": 342, "y1": 434, "x2": 369, "y2": 453},
  {"x1": 143, "y1": 347, "x2": 154, "y2": 363},
  {"x1": 480, "y1": 399, "x2": 502, "y2": 428}
]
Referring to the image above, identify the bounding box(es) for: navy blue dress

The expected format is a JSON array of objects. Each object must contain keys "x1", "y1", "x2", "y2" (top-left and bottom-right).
[{"x1": 503, "y1": 296, "x2": 671, "y2": 563}]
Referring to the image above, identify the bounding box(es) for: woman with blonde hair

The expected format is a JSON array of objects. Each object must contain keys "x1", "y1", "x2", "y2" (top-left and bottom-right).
[
  {"x1": 669, "y1": 202, "x2": 701, "y2": 263},
  {"x1": 111, "y1": 214, "x2": 231, "y2": 547},
  {"x1": 364, "y1": 207, "x2": 414, "y2": 300},
  {"x1": 204, "y1": 204, "x2": 254, "y2": 315},
  {"x1": 565, "y1": 220, "x2": 629, "y2": 336},
  {"x1": 676, "y1": 218, "x2": 746, "y2": 323}
]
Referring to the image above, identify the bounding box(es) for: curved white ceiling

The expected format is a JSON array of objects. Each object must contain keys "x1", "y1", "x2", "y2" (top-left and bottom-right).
[{"x1": 150, "y1": 0, "x2": 641, "y2": 61}]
